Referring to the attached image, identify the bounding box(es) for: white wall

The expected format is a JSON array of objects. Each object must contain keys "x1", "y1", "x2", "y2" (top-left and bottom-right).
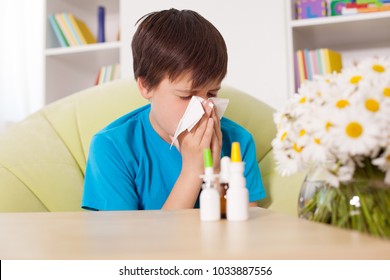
[
  {"x1": 0, "y1": 0, "x2": 44, "y2": 124},
  {"x1": 120, "y1": 0, "x2": 289, "y2": 110}
]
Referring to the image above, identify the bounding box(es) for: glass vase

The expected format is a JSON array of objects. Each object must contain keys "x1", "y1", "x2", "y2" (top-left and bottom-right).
[{"x1": 298, "y1": 167, "x2": 390, "y2": 239}]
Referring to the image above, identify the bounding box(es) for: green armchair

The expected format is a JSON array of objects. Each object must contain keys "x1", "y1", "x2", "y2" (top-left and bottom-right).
[{"x1": 0, "y1": 79, "x2": 305, "y2": 214}]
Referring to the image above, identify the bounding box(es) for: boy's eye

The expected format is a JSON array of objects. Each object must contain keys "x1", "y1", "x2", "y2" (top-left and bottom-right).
[
  {"x1": 207, "y1": 92, "x2": 218, "y2": 98},
  {"x1": 179, "y1": 95, "x2": 193, "y2": 100}
]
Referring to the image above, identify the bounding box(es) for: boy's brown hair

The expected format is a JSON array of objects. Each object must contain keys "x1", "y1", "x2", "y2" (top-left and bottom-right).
[{"x1": 132, "y1": 9, "x2": 228, "y2": 90}]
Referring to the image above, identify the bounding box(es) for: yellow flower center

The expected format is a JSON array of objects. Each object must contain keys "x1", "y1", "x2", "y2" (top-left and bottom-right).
[
  {"x1": 350, "y1": 75, "x2": 362, "y2": 84},
  {"x1": 325, "y1": 122, "x2": 333, "y2": 131},
  {"x1": 345, "y1": 122, "x2": 363, "y2": 138},
  {"x1": 280, "y1": 132, "x2": 287, "y2": 141},
  {"x1": 386, "y1": 155, "x2": 390, "y2": 162},
  {"x1": 299, "y1": 129, "x2": 306, "y2": 137},
  {"x1": 372, "y1": 64, "x2": 385, "y2": 73},
  {"x1": 365, "y1": 99, "x2": 380, "y2": 112},
  {"x1": 336, "y1": 99, "x2": 349, "y2": 109},
  {"x1": 314, "y1": 138, "x2": 321, "y2": 144},
  {"x1": 383, "y1": 87, "x2": 390, "y2": 97},
  {"x1": 299, "y1": 96, "x2": 306, "y2": 104},
  {"x1": 293, "y1": 143, "x2": 303, "y2": 153}
]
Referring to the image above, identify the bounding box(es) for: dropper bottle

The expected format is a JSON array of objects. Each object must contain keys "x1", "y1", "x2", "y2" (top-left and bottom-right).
[
  {"x1": 219, "y1": 156, "x2": 231, "y2": 219},
  {"x1": 199, "y1": 148, "x2": 221, "y2": 221},
  {"x1": 226, "y1": 142, "x2": 249, "y2": 221}
]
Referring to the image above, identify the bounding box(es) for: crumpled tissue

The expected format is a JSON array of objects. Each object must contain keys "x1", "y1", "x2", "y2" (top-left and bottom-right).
[{"x1": 170, "y1": 96, "x2": 229, "y2": 148}]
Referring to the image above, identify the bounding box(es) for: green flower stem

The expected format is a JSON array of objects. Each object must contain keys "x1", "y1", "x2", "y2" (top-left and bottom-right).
[
  {"x1": 358, "y1": 188, "x2": 379, "y2": 236},
  {"x1": 336, "y1": 193, "x2": 349, "y2": 228},
  {"x1": 299, "y1": 181, "x2": 390, "y2": 239}
]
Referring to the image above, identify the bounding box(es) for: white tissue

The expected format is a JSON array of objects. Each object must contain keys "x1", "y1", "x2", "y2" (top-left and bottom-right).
[{"x1": 170, "y1": 96, "x2": 229, "y2": 148}]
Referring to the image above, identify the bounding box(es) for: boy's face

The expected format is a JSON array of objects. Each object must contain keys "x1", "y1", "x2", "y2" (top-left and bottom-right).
[{"x1": 142, "y1": 73, "x2": 221, "y2": 144}]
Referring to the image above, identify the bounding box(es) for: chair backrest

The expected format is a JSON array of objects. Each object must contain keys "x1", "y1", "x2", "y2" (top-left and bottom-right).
[
  {"x1": 0, "y1": 79, "x2": 304, "y2": 213},
  {"x1": 42, "y1": 78, "x2": 277, "y2": 174}
]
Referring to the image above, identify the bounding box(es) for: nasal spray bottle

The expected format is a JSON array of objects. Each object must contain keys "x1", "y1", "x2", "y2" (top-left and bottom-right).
[
  {"x1": 200, "y1": 148, "x2": 221, "y2": 221},
  {"x1": 226, "y1": 142, "x2": 249, "y2": 221},
  {"x1": 219, "y1": 156, "x2": 231, "y2": 219}
]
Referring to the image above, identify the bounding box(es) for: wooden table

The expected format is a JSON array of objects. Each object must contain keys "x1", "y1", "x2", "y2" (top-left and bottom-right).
[{"x1": 1, "y1": 208, "x2": 389, "y2": 259}]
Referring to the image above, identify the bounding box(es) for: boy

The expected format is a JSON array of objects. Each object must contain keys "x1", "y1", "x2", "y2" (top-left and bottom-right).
[{"x1": 82, "y1": 9, "x2": 266, "y2": 210}]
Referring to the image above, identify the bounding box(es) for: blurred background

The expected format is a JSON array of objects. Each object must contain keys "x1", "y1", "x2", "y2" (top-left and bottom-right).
[{"x1": 0, "y1": 0, "x2": 288, "y2": 131}]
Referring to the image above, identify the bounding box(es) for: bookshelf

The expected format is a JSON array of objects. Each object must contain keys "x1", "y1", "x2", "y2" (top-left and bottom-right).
[
  {"x1": 286, "y1": 0, "x2": 390, "y2": 95},
  {"x1": 44, "y1": 0, "x2": 120, "y2": 104}
]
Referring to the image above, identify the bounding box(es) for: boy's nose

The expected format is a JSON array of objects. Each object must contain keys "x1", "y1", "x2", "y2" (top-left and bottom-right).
[{"x1": 201, "y1": 99, "x2": 214, "y2": 114}]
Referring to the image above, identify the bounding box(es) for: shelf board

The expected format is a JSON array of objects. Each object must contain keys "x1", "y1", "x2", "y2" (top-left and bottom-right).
[
  {"x1": 290, "y1": 10, "x2": 390, "y2": 27},
  {"x1": 290, "y1": 11, "x2": 390, "y2": 50},
  {"x1": 45, "y1": 41, "x2": 121, "y2": 56}
]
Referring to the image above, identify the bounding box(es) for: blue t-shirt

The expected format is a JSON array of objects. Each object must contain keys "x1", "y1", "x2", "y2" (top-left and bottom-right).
[{"x1": 82, "y1": 104, "x2": 266, "y2": 210}]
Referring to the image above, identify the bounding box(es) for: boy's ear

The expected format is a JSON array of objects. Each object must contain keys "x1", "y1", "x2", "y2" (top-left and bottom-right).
[{"x1": 137, "y1": 77, "x2": 152, "y2": 100}]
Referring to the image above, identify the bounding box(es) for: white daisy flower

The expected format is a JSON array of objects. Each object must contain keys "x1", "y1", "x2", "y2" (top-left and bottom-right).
[
  {"x1": 301, "y1": 136, "x2": 329, "y2": 165},
  {"x1": 273, "y1": 146, "x2": 310, "y2": 177},
  {"x1": 340, "y1": 64, "x2": 365, "y2": 87},
  {"x1": 328, "y1": 109, "x2": 382, "y2": 156},
  {"x1": 357, "y1": 56, "x2": 390, "y2": 78}
]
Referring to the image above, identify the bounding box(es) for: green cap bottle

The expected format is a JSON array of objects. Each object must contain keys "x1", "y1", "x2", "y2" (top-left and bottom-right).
[{"x1": 204, "y1": 148, "x2": 213, "y2": 168}]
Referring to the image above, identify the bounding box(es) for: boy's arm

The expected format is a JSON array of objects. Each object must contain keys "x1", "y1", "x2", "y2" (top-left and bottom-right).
[{"x1": 162, "y1": 103, "x2": 218, "y2": 210}]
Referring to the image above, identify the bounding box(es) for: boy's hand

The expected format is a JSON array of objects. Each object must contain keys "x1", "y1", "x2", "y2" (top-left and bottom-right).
[
  {"x1": 177, "y1": 100, "x2": 222, "y2": 178},
  {"x1": 178, "y1": 101, "x2": 213, "y2": 177},
  {"x1": 207, "y1": 101, "x2": 222, "y2": 174},
  {"x1": 164, "y1": 100, "x2": 222, "y2": 210}
]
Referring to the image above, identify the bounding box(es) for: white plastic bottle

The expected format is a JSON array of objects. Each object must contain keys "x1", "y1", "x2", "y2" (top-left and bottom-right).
[
  {"x1": 226, "y1": 142, "x2": 249, "y2": 221},
  {"x1": 200, "y1": 148, "x2": 221, "y2": 221}
]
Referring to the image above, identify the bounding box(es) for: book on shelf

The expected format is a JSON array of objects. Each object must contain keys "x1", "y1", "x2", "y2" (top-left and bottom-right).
[
  {"x1": 322, "y1": 48, "x2": 342, "y2": 74},
  {"x1": 49, "y1": 13, "x2": 96, "y2": 47},
  {"x1": 296, "y1": 0, "x2": 327, "y2": 19},
  {"x1": 296, "y1": 49, "x2": 307, "y2": 86},
  {"x1": 319, "y1": 48, "x2": 328, "y2": 74},
  {"x1": 341, "y1": 2, "x2": 390, "y2": 15},
  {"x1": 294, "y1": 48, "x2": 342, "y2": 91},
  {"x1": 293, "y1": 51, "x2": 301, "y2": 90},
  {"x1": 316, "y1": 49, "x2": 324, "y2": 75},
  {"x1": 95, "y1": 64, "x2": 120, "y2": 85},
  {"x1": 63, "y1": 13, "x2": 83, "y2": 45},
  {"x1": 297, "y1": 0, "x2": 390, "y2": 18},
  {"x1": 54, "y1": 13, "x2": 78, "y2": 46},
  {"x1": 310, "y1": 49, "x2": 320, "y2": 76},
  {"x1": 75, "y1": 17, "x2": 97, "y2": 44},
  {"x1": 67, "y1": 14, "x2": 89, "y2": 45},
  {"x1": 48, "y1": 14, "x2": 69, "y2": 47},
  {"x1": 303, "y1": 49, "x2": 313, "y2": 80}
]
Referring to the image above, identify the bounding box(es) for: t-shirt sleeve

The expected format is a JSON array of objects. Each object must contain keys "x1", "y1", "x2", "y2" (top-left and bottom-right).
[
  {"x1": 82, "y1": 134, "x2": 139, "y2": 210},
  {"x1": 242, "y1": 136, "x2": 267, "y2": 202}
]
